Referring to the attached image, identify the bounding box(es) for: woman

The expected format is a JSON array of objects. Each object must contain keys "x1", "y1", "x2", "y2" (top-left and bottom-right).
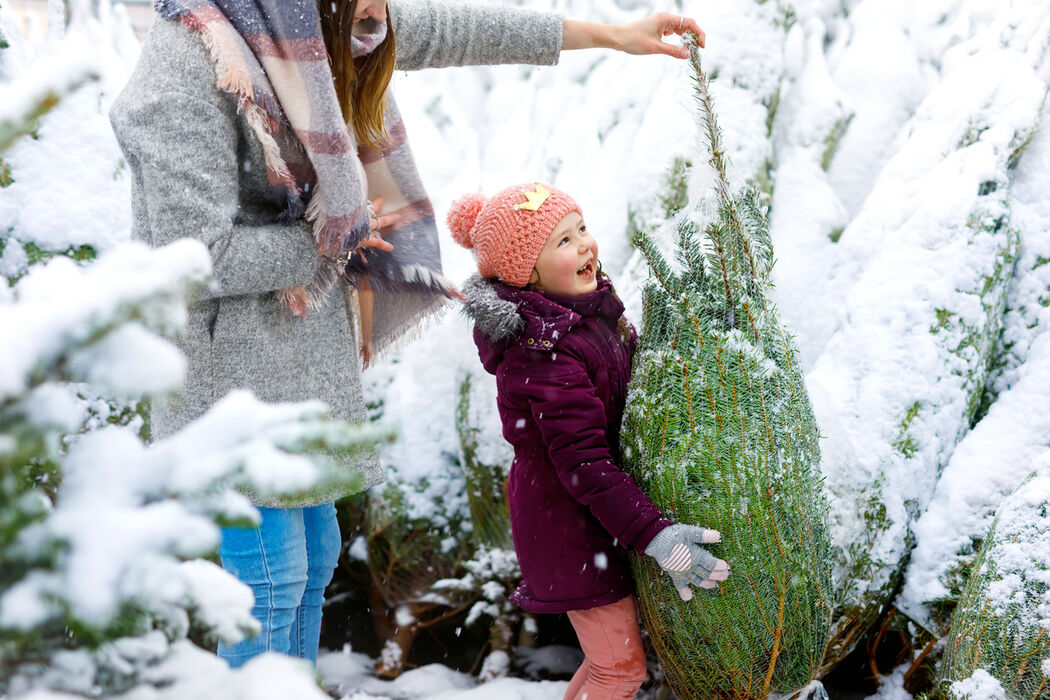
[{"x1": 110, "y1": 0, "x2": 704, "y2": 667}]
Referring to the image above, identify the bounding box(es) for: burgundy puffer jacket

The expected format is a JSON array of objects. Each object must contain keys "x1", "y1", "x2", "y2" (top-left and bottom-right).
[{"x1": 463, "y1": 274, "x2": 670, "y2": 614}]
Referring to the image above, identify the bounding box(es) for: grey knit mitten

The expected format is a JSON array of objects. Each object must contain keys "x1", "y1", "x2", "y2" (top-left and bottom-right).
[{"x1": 645, "y1": 524, "x2": 725, "y2": 601}]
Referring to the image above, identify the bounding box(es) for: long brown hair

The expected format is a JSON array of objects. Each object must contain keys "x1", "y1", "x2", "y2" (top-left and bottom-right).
[{"x1": 318, "y1": 0, "x2": 396, "y2": 149}]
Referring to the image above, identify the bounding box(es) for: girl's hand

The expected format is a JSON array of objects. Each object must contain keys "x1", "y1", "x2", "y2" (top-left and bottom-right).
[
  {"x1": 563, "y1": 13, "x2": 705, "y2": 59},
  {"x1": 697, "y1": 559, "x2": 730, "y2": 590},
  {"x1": 357, "y1": 196, "x2": 397, "y2": 262},
  {"x1": 644, "y1": 524, "x2": 727, "y2": 601}
]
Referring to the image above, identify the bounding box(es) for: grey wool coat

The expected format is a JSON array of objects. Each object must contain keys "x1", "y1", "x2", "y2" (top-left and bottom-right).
[{"x1": 110, "y1": 0, "x2": 564, "y2": 506}]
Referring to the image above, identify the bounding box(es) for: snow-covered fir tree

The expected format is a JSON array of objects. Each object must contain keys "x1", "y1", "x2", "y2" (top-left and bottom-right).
[{"x1": 0, "y1": 17, "x2": 389, "y2": 698}]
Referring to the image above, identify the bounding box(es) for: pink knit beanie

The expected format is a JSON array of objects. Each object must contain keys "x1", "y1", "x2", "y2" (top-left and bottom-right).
[{"x1": 447, "y1": 183, "x2": 581, "y2": 288}]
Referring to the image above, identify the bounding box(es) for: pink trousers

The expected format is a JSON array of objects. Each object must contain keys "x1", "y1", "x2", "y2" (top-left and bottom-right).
[{"x1": 564, "y1": 595, "x2": 647, "y2": 700}]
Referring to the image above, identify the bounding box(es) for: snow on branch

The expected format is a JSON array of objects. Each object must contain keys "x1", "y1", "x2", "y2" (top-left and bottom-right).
[
  {"x1": 0, "y1": 240, "x2": 210, "y2": 402},
  {"x1": 0, "y1": 33, "x2": 100, "y2": 152},
  {"x1": 0, "y1": 236, "x2": 392, "y2": 696}
]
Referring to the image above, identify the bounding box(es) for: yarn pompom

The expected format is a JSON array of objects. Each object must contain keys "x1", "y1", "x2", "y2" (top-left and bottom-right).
[{"x1": 447, "y1": 193, "x2": 488, "y2": 249}]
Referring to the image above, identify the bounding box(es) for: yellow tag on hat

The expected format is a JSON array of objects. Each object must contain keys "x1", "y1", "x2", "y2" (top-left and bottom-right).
[{"x1": 514, "y1": 183, "x2": 550, "y2": 211}]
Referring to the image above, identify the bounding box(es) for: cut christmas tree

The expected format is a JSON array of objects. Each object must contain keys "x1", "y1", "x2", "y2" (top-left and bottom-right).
[
  {"x1": 621, "y1": 44, "x2": 834, "y2": 699},
  {"x1": 935, "y1": 461, "x2": 1050, "y2": 699}
]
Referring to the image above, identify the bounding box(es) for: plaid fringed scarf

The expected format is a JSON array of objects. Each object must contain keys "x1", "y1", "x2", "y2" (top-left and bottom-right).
[{"x1": 156, "y1": 0, "x2": 459, "y2": 321}]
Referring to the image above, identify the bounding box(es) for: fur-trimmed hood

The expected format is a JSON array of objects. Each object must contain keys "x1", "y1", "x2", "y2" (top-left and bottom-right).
[
  {"x1": 461, "y1": 274, "x2": 624, "y2": 374},
  {"x1": 460, "y1": 274, "x2": 526, "y2": 345}
]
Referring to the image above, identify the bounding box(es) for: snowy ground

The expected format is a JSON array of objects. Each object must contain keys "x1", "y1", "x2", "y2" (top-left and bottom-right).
[
  {"x1": 3, "y1": 0, "x2": 1050, "y2": 697},
  {"x1": 318, "y1": 646, "x2": 574, "y2": 700}
]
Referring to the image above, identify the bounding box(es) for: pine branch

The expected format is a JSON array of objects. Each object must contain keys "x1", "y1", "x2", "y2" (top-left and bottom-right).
[
  {"x1": 633, "y1": 230, "x2": 683, "y2": 299},
  {"x1": 675, "y1": 218, "x2": 707, "y2": 296},
  {"x1": 687, "y1": 42, "x2": 762, "y2": 300},
  {"x1": 456, "y1": 374, "x2": 512, "y2": 550}
]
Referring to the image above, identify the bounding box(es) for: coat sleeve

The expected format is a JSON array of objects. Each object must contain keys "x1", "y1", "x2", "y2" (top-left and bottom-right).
[
  {"x1": 109, "y1": 23, "x2": 320, "y2": 300},
  {"x1": 390, "y1": 0, "x2": 563, "y2": 70},
  {"x1": 515, "y1": 350, "x2": 670, "y2": 553}
]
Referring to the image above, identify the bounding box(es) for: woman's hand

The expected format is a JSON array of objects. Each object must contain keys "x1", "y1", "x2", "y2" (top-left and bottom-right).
[
  {"x1": 563, "y1": 13, "x2": 705, "y2": 58},
  {"x1": 356, "y1": 196, "x2": 397, "y2": 262}
]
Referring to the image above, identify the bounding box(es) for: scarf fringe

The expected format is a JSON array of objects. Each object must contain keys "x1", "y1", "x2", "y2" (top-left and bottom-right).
[
  {"x1": 275, "y1": 257, "x2": 342, "y2": 318},
  {"x1": 174, "y1": 10, "x2": 301, "y2": 198},
  {"x1": 305, "y1": 186, "x2": 371, "y2": 257},
  {"x1": 341, "y1": 278, "x2": 455, "y2": 365},
  {"x1": 371, "y1": 294, "x2": 456, "y2": 362},
  {"x1": 398, "y1": 264, "x2": 466, "y2": 301},
  {"x1": 344, "y1": 264, "x2": 464, "y2": 301},
  {"x1": 243, "y1": 101, "x2": 298, "y2": 191},
  {"x1": 276, "y1": 188, "x2": 305, "y2": 224}
]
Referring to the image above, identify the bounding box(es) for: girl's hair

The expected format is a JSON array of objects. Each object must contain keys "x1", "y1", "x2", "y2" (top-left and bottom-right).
[
  {"x1": 597, "y1": 266, "x2": 634, "y2": 346},
  {"x1": 318, "y1": 0, "x2": 396, "y2": 149}
]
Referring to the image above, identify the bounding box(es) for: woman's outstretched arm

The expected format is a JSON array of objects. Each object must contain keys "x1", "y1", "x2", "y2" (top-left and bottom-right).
[
  {"x1": 391, "y1": 0, "x2": 704, "y2": 71},
  {"x1": 563, "y1": 13, "x2": 705, "y2": 58}
]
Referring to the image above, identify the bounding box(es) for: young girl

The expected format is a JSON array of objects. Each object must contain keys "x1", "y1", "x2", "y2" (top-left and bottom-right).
[{"x1": 450, "y1": 183, "x2": 730, "y2": 699}]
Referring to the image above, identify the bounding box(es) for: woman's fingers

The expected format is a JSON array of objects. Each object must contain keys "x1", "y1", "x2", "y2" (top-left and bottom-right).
[
  {"x1": 374, "y1": 212, "x2": 400, "y2": 230},
  {"x1": 353, "y1": 197, "x2": 398, "y2": 263},
  {"x1": 677, "y1": 17, "x2": 705, "y2": 47},
  {"x1": 367, "y1": 196, "x2": 402, "y2": 232},
  {"x1": 355, "y1": 234, "x2": 394, "y2": 263},
  {"x1": 359, "y1": 235, "x2": 394, "y2": 252},
  {"x1": 635, "y1": 13, "x2": 704, "y2": 58},
  {"x1": 566, "y1": 13, "x2": 704, "y2": 56}
]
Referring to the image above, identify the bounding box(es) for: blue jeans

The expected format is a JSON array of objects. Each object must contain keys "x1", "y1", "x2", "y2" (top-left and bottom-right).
[{"x1": 217, "y1": 502, "x2": 341, "y2": 667}]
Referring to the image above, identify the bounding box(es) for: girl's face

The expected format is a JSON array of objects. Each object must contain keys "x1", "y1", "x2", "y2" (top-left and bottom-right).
[
  {"x1": 528, "y1": 212, "x2": 599, "y2": 297},
  {"x1": 353, "y1": 0, "x2": 387, "y2": 22}
]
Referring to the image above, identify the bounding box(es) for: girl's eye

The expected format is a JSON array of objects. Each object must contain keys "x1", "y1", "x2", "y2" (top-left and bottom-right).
[{"x1": 560, "y1": 237, "x2": 570, "y2": 245}]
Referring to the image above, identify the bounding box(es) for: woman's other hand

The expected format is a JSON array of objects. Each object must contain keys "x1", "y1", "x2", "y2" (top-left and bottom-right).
[
  {"x1": 356, "y1": 196, "x2": 397, "y2": 262},
  {"x1": 563, "y1": 13, "x2": 705, "y2": 58}
]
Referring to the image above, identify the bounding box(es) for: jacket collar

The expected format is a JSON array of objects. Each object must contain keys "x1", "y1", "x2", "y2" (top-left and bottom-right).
[{"x1": 462, "y1": 274, "x2": 622, "y2": 353}]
